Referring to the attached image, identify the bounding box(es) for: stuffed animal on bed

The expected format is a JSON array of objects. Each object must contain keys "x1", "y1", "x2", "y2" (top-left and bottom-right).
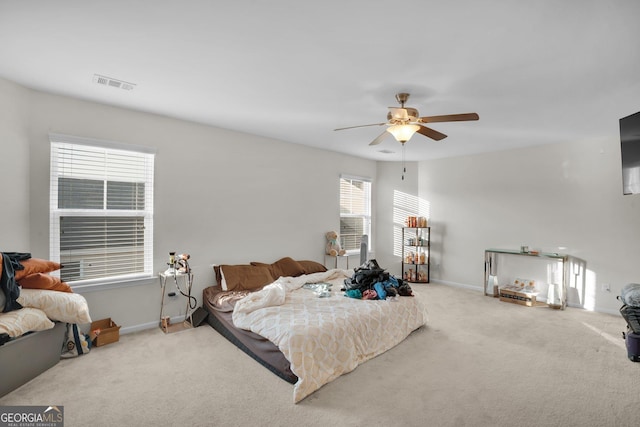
[{"x1": 325, "y1": 231, "x2": 346, "y2": 257}]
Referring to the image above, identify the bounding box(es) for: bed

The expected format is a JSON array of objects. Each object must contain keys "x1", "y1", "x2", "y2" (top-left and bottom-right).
[
  {"x1": 0, "y1": 254, "x2": 92, "y2": 397},
  {"x1": 203, "y1": 257, "x2": 427, "y2": 402}
]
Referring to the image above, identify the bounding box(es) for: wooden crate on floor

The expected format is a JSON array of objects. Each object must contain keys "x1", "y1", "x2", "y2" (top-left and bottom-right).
[{"x1": 499, "y1": 288, "x2": 537, "y2": 307}]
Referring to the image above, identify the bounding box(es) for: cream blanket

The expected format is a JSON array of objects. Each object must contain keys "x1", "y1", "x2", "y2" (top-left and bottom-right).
[{"x1": 232, "y1": 269, "x2": 428, "y2": 402}]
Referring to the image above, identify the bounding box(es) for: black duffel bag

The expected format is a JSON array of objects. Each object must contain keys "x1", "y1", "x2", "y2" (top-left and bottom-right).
[{"x1": 620, "y1": 303, "x2": 640, "y2": 335}]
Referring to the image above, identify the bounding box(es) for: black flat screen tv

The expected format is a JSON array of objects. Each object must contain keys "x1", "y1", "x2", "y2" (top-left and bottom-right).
[{"x1": 620, "y1": 111, "x2": 640, "y2": 195}]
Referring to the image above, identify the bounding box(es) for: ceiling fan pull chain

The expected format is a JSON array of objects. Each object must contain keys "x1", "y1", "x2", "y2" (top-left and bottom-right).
[{"x1": 402, "y1": 143, "x2": 406, "y2": 180}]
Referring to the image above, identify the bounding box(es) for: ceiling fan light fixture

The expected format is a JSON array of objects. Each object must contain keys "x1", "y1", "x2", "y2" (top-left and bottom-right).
[{"x1": 387, "y1": 124, "x2": 420, "y2": 143}]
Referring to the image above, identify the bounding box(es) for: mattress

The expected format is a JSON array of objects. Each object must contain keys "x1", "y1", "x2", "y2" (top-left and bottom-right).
[
  {"x1": 202, "y1": 285, "x2": 297, "y2": 384},
  {"x1": 231, "y1": 270, "x2": 428, "y2": 402}
]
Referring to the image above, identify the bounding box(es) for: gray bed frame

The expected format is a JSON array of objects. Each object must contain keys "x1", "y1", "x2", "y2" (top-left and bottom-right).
[{"x1": 0, "y1": 322, "x2": 66, "y2": 397}]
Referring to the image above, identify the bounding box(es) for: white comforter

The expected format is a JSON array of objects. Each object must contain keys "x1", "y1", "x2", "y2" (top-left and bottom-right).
[{"x1": 232, "y1": 269, "x2": 428, "y2": 402}]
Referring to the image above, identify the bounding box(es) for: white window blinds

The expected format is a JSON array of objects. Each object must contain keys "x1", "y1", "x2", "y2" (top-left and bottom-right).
[
  {"x1": 49, "y1": 135, "x2": 155, "y2": 286},
  {"x1": 339, "y1": 175, "x2": 372, "y2": 252}
]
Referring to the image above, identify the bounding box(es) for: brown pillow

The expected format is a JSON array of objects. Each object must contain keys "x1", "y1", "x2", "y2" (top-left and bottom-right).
[
  {"x1": 252, "y1": 257, "x2": 307, "y2": 278},
  {"x1": 248, "y1": 262, "x2": 280, "y2": 282},
  {"x1": 298, "y1": 260, "x2": 328, "y2": 274},
  {"x1": 219, "y1": 265, "x2": 275, "y2": 291},
  {"x1": 14, "y1": 258, "x2": 62, "y2": 281},
  {"x1": 213, "y1": 265, "x2": 222, "y2": 287},
  {"x1": 17, "y1": 273, "x2": 73, "y2": 293},
  {"x1": 249, "y1": 261, "x2": 270, "y2": 268},
  {"x1": 271, "y1": 257, "x2": 306, "y2": 278}
]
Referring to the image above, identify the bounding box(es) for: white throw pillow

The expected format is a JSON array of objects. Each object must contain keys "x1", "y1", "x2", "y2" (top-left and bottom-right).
[
  {"x1": 17, "y1": 288, "x2": 92, "y2": 324},
  {"x1": 0, "y1": 307, "x2": 55, "y2": 337}
]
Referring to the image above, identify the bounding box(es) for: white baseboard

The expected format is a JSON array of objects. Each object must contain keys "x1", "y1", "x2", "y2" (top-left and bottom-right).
[
  {"x1": 120, "y1": 315, "x2": 188, "y2": 335},
  {"x1": 120, "y1": 321, "x2": 156, "y2": 335},
  {"x1": 430, "y1": 279, "x2": 483, "y2": 292}
]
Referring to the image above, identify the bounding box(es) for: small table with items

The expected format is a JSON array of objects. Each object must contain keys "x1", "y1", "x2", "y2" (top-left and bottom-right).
[
  {"x1": 158, "y1": 270, "x2": 195, "y2": 333},
  {"x1": 484, "y1": 248, "x2": 569, "y2": 309}
]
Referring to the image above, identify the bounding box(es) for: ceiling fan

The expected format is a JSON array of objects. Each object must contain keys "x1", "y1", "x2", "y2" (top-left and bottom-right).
[{"x1": 334, "y1": 92, "x2": 479, "y2": 146}]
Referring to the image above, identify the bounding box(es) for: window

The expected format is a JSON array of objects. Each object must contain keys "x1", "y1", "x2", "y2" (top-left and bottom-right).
[
  {"x1": 339, "y1": 175, "x2": 371, "y2": 252},
  {"x1": 49, "y1": 134, "x2": 155, "y2": 287}
]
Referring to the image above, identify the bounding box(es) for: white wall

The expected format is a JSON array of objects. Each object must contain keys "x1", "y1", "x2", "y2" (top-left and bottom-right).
[
  {"x1": 374, "y1": 161, "x2": 419, "y2": 277},
  {"x1": 0, "y1": 78, "x2": 30, "y2": 250},
  {"x1": 416, "y1": 138, "x2": 640, "y2": 314},
  {"x1": 4, "y1": 80, "x2": 376, "y2": 331}
]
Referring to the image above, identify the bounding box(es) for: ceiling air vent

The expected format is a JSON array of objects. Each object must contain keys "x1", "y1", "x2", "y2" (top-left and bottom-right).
[
  {"x1": 93, "y1": 74, "x2": 136, "y2": 91},
  {"x1": 378, "y1": 149, "x2": 395, "y2": 154}
]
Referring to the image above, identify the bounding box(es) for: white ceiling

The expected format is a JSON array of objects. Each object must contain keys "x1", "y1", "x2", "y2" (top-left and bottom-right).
[{"x1": 1, "y1": 0, "x2": 639, "y2": 161}]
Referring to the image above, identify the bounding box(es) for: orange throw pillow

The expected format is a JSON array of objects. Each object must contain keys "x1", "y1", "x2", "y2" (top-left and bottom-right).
[
  {"x1": 18, "y1": 273, "x2": 73, "y2": 293},
  {"x1": 14, "y1": 258, "x2": 62, "y2": 281}
]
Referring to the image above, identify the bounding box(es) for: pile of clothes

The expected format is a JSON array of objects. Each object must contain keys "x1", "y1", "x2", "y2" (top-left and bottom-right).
[{"x1": 342, "y1": 259, "x2": 413, "y2": 300}]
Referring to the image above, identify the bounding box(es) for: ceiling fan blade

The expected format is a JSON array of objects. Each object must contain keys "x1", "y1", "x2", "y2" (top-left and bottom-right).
[
  {"x1": 369, "y1": 131, "x2": 388, "y2": 146},
  {"x1": 417, "y1": 125, "x2": 447, "y2": 141},
  {"x1": 420, "y1": 113, "x2": 479, "y2": 123},
  {"x1": 334, "y1": 123, "x2": 386, "y2": 131}
]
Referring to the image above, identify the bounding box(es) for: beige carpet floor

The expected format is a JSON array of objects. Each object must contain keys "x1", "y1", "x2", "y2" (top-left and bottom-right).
[{"x1": 1, "y1": 283, "x2": 638, "y2": 427}]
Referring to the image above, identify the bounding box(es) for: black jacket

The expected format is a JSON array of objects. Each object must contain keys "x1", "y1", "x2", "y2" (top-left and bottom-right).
[{"x1": 0, "y1": 252, "x2": 31, "y2": 312}]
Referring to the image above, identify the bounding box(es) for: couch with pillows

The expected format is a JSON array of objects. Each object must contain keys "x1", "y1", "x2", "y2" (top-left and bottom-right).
[{"x1": 0, "y1": 253, "x2": 91, "y2": 397}]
